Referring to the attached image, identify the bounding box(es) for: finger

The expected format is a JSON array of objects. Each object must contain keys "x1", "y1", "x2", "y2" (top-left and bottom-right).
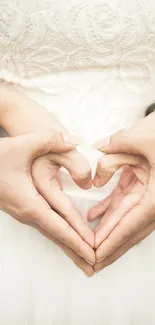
[
  {"x1": 93, "y1": 166, "x2": 141, "y2": 234},
  {"x1": 95, "y1": 193, "x2": 140, "y2": 248},
  {"x1": 94, "y1": 220, "x2": 155, "y2": 272},
  {"x1": 93, "y1": 200, "x2": 118, "y2": 234},
  {"x1": 34, "y1": 225, "x2": 94, "y2": 277},
  {"x1": 96, "y1": 196, "x2": 153, "y2": 262},
  {"x1": 58, "y1": 243, "x2": 94, "y2": 277},
  {"x1": 21, "y1": 130, "x2": 82, "y2": 159},
  {"x1": 93, "y1": 127, "x2": 145, "y2": 157},
  {"x1": 49, "y1": 149, "x2": 92, "y2": 189},
  {"x1": 87, "y1": 194, "x2": 112, "y2": 221},
  {"x1": 91, "y1": 166, "x2": 138, "y2": 234},
  {"x1": 30, "y1": 198, "x2": 95, "y2": 264},
  {"x1": 34, "y1": 169, "x2": 94, "y2": 248},
  {"x1": 93, "y1": 153, "x2": 144, "y2": 188},
  {"x1": 94, "y1": 114, "x2": 155, "y2": 159}
]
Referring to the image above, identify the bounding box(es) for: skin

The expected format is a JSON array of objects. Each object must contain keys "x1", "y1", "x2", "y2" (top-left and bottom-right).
[
  {"x1": 88, "y1": 112, "x2": 155, "y2": 272},
  {"x1": 2, "y1": 85, "x2": 155, "y2": 277},
  {"x1": 0, "y1": 85, "x2": 95, "y2": 277}
]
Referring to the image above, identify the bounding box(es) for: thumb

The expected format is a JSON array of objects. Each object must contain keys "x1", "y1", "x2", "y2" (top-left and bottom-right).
[
  {"x1": 93, "y1": 153, "x2": 145, "y2": 187},
  {"x1": 93, "y1": 128, "x2": 144, "y2": 156},
  {"x1": 23, "y1": 130, "x2": 82, "y2": 160}
]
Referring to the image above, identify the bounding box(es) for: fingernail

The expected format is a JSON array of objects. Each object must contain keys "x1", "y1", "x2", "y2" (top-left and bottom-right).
[
  {"x1": 95, "y1": 267, "x2": 105, "y2": 273},
  {"x1": 63, "y1": 135, "x2": 84, "y2": 146},
  {"x1": 84, "y1": 271, "x2": 91, "y2": 277},
  {"x1": 84, "y1": 271, "x2": 94, "y2": 278},
  {"x1": 93, "y1": 175, "x2": 101, "y2": 187},
  {"x1": 93, "y1": 137, "x2": 110, "y2": 149},
  {"x1": 83, "y1": 179, "x2": 92, "y2": 189},
  {"x1": 84, "y1": 247, "x2": 95, "y2": 265},
  {"x1": 96, "y1": 250, "x2": 106, "y2": 263}
]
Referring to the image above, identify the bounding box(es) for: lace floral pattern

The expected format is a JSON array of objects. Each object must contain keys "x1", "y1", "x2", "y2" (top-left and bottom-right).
[{"x1": 0, "y1": 0, "x2": 155, "y2": 85}]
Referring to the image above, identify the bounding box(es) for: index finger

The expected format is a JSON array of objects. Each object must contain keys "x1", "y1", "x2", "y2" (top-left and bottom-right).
[
  {"x1": 35, "y1": 173, "x2": 94, "y2": 248},
  {"x1": 96, "y1": 197, "x2": 153, "y2": 262},
  {"x1": 31, "y1": 197, "x2": 95, "y2": 265}
]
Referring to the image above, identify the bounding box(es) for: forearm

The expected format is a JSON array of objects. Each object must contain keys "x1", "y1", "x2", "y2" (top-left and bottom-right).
[{"x1": 0, "y1": 84, "x2": 66, "y2": 136}]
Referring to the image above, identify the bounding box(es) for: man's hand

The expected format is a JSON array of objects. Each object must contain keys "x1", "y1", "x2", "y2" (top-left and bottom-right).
[{"x1": 89, "y1": 113, "x2": 155, "y2": 272}]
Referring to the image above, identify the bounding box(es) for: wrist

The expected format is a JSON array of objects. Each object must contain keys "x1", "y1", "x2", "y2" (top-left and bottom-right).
[
  {"x1": 0, "y1": 84, "x2": 67, "y2": 136},
  {"x1": 0, "y1": 84, "x2": 15, "y2": 127}
]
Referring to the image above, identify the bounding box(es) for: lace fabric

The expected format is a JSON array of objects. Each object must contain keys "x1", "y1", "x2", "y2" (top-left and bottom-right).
[{"x1": 0, "y1": 0, "x2": 155, "y2": 84}]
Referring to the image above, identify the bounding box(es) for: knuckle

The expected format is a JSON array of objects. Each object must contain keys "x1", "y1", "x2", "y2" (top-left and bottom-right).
[
  {"x1": 43, "y1": 132, "x2": 54, "y2": 147},
  {"x1": 116, "y1": 223, "x2": 130, "y2": 242},
  {"x1": 106, "y1": 255, "x2": 117, "y2": 265},
  {"x1": 111, "y1": 129, "x2": 125, "y2": 143},
  {"x1": 99, "y1": 157, "x2": 115, "y2": 175},
  {"x1": 59, "y1": 234, "x2": 68, "y2": 245},
  {"x1": 20, "y1": 203, "x2": 39, "y2": 223},
  {"x1": 42, "y1": 129, "x2": 60, "y2": 147},
  {"x1": 50, "y1": 130, "x2": 62, "y2": 143},
  {"x1": 72, "y1": 259, "x2": 85, "y2": 273},
  {"x1": 99, "y1": 158, "x2": 107, "y2": 172},
  {"x1": 122, "y1": 233, "x2": 130, "y2": 242},
  {"x1": 83, "y1": 166, "x2": 91, "y2": 178},
  {"x1": 119, "y1": 218, "x2": 135, "y2": 237},
  {"x1": 76, "y1": 166, "x2": 91, "y2": 181},
  {"x1": 64, "y1": 220, "x2": 72, "y2": 232},
  {"x1": 129, "y1": 237, "x2": 138, "y2": 246},
  {"x1": 59, "y1": 223, "x2": 71, "y2": 245},
  {"x1": 58, "y1": 242, "x2": 66, "y2": 251}
]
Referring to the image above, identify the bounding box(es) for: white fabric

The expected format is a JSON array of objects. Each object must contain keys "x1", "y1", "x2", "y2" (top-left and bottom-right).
[{"x1": 0, "y1": 0, "x2": 155, "y2": 324}]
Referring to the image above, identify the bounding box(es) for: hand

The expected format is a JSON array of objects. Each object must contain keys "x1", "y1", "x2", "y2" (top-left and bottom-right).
[
  {"x1": 0, "y1": 130, "x2": 95, "y2": 276},
  {"x1": 88, "y1": 113, "x2": 155, "y2": 272},
  {"x1": 0, "y1": 85, "x2": 95, "y2": 276}
]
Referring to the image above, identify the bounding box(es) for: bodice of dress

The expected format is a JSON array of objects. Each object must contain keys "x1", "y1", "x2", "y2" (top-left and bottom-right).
[{"x1": 0, "y1": 0, "x2": 155, "y2": 79}]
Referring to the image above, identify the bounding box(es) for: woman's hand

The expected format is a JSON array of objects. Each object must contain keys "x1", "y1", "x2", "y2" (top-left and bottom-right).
[
  {"x1": 0, "y1": 130, "x2": 95, "y2": 276},
  {"x1": 0, "y1": 85, "x2": 95, "y2": 276},
  {"x1": 88, "y1": 113, "x2": 155, "y2": 272}
]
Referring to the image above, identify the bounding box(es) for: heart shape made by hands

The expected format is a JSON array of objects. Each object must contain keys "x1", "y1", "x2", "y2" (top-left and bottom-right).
[{"x1": 60, "y1": 144, "x2": 121, "y2": 246}]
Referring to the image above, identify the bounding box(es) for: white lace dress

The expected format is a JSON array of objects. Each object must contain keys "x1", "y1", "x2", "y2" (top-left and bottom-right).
[{"x1": 0, "y1": 0, "x2": 155, "y2": 324}]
